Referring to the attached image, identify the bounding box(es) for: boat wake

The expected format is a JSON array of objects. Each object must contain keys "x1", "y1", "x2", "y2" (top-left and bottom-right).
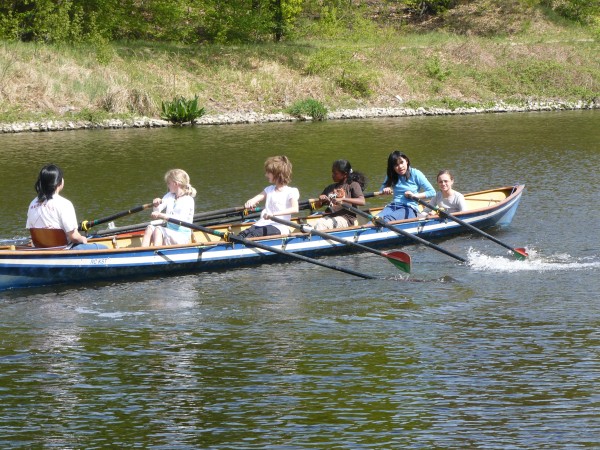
[{"x1": 467, "y1": 248, "x2": 600, "y2": 273}]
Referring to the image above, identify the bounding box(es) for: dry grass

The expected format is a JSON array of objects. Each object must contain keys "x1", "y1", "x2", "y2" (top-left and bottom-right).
[{"x1": 0, "y1": 4, "x2": 598, "y2": 123}]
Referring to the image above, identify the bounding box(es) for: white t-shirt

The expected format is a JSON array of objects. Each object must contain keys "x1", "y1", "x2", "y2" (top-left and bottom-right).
[
  {"x1": 254, "y1": 185, "x2": 300, "y2": 234},
  {"x1": 156, "y1": 192, "x2": 195, "y2": 234},
  {"x1": 422, "y1": 191, "x2": 467, "y2": 215},
  {"x1": 26, "y1": 194, "x2": 78, "y2": 234}
]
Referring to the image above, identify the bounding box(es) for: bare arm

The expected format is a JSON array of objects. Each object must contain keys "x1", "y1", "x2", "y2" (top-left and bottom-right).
[
  {"x1": 245, "y1": 191, "x2": 266, "y2": 209},
  {"x1": 67, "y1": 228, "x2": 87, "y2": 244}
]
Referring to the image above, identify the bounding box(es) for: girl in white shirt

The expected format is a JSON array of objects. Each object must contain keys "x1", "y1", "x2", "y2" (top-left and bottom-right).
[
  {"x1": 26, "y1": 164, "x2": 94, "y2": 248},
  {"x1": 141, "y1": 169, "x2": 196, "y2": 246},
  {"x1": 238, "y1": 155, "x2": 299, "y2": 238}
]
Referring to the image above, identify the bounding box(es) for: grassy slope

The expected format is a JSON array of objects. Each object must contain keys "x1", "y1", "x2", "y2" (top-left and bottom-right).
[{"x1": 0, "y1": 1, "x2": 598, "y2": 124}]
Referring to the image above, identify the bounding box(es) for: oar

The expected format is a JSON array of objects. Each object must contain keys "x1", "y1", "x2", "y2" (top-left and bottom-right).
[
  {"x1": 341, "y1": 203, "x2": 467, "y2": 263},
  {"x1": 269, "y1": 216, "x2": 411, "y2": 273},
  {"x1": 79, "y1": 203, "x2": 153, "y2": 231},
  {"x1": 164, "y1": 217, "x2": 376, "y2": 280},
  {"x1": 92, "y1": 192, "x2": 385, "y2": 238},
  {"x1": 190, "y1": 191, "x2": 384, "y2": 223},
  {"x1": 90, "y1": 209, "x2": 267, "y2": 238},
  {"x1": 412, "y1": 197, "x2": 528, "y2": 259},
  {"x1": 193, "y1": 206, "x2": 262, "y2": 221},
  {"x1": 298, "y1": 191, "x2": 383, "y2": 212}
]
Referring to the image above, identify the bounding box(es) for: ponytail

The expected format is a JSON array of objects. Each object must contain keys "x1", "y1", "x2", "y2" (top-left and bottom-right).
[{"x1": 35, "y1": 164, "x2": 63, "y2": 202}]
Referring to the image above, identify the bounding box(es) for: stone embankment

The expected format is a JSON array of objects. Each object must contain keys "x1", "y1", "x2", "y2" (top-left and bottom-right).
[{"x1": 1, "y1": 100, "x2": 598, "y2": 133}]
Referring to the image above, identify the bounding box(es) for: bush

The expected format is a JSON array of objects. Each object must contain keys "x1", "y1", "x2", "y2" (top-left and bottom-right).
[
  {"x1": 304, "y1": 49, "x2": 375, "y2": 99},
  {"x1": 426, "y1": 55, "x2": 451, "y2": 82},
  {"x1": 336, "y1": 70, "x2": 374, "y2": 98},
  {"x1": 160, "y1": 95, "x2": 205, "y2": 125},
  {"x1": 286, "y1": 98, "x2": 328, "y2": 120}
]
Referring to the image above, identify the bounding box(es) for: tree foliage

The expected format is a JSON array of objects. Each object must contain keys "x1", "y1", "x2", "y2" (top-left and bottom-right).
[
  {"x1": 539, "y1": 0, "x2": 600, "y2": 24},
  {"x1": 0, "y1": 0, "x2": 597, "y2": 44},
  {"x1": 0, "y1": 0, "x2": 303, "y2": 43}
]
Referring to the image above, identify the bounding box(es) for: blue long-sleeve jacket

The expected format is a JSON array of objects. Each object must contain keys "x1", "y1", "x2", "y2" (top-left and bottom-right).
[{"x1": 380, "y1": 168, "x2": 435, "y2": 211}]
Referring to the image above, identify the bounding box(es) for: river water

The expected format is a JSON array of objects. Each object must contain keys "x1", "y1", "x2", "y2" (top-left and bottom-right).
[{"x1": 0, "y1": 111, "x2": 599, "y2": 448}]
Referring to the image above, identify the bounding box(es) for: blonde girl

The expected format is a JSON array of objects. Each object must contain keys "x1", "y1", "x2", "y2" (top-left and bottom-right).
[{"x1": 142, "y1": 169, "x2": 197, "y2": 247}]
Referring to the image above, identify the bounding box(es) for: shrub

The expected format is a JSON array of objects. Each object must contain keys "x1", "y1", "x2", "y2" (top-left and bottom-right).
[
  {"x1": 426, "y1": 55, "x2": 451, "y2": 82},
  {"x1": 286, "y1": 98, "x2": 328, "y2": 120},
  {"x1": 336, "y1": 70, "x2": 374, "y2": 98},
  {"x1": 160, "y1": 95, "x2": 205, "y2": 125}
]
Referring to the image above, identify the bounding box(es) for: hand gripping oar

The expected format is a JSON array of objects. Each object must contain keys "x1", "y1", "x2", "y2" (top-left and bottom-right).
[
  {"x1": 164, "y1": 217, "x2": 376, "y2": 280},
  {"x1": 79, "y1": 203, "x2": 153, "y2": 231},
  {"x1": 341, "y1": 203, "x2": 467, "y2": 263},
  {"x1": 299, "y1": 191, "x2": 383, "y2": 212},
  {"x1": 269, "y1": 216, "x2": 411, "y2": 273},
  {"x1": 412, "y1": 197, "x2": 528, "y2": 259}
]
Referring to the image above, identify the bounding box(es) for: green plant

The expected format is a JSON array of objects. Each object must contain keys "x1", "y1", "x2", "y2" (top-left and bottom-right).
[
  {"x1": 336, "y1": 70, "x2": 374, "y2": 98},
  {"x1": 425, "y1": 55, "x2": 451, "y2": 81},
  {"x1": 286, "y1": 98, "x2": 328, "y2": 120},
  {"x1": 160, "y1": 95, "x2": 205, "y2": 125}
]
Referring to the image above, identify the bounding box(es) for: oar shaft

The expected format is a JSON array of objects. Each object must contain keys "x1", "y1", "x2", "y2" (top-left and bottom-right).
[
  {"x1": 193, "y1": 206, "x2": 261, "y2": 221},
  {"x1": 342, "y1": 203, "x2": 467, "y2": 263},
  {"x1": 80, "y1": 203, "x2": 153, "y2": 231},
  {"x1": 270, "y1": 216, "x2": 383, "y2": 258},
  {"x1": 92, "y1": 192, "x2": 385, "y2": 237},
  {"x1": 413, "y1": 197, "x2": 526, "y2": 257},
  {"x1": 270, "y1": 216, "x2": 411, "y2": 273},
  {"x1": 165, "y1": 218, "x2": 376, "y2": 279}
]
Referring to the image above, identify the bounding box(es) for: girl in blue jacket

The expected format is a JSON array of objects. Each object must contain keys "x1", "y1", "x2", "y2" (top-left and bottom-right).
[{"x1": 379, "y1": 151, "x2": 435, "y2": 221}]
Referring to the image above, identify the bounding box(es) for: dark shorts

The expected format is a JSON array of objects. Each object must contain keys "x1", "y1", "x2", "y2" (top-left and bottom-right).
[{"x1": 237, "y1": 225, "x2": 280, "y2": 239}]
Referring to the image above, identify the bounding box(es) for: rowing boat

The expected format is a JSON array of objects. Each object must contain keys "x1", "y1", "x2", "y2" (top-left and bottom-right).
[{"x1": 0, "y1": 185, "x2": 524, "y2": 291}]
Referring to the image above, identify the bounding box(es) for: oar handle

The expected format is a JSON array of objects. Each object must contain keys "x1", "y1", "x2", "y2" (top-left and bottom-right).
[
  {"x1": 411, "y1": 197, "x2": 527, "y2": 258},
  {"x1": 341, "y1": 202, "x2": 467, "y2": 263},
  {"x1": 79, "y1": 203, "x2": 153, "y2": 231}
]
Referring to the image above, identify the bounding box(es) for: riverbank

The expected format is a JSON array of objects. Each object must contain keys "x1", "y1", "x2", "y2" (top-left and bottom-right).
[
  {"x1": 1, "y1": 2, "x2": 598, "y2": 133},
  {"x1": 1, "y1": 99, "x2": 598, "y2": 133}
]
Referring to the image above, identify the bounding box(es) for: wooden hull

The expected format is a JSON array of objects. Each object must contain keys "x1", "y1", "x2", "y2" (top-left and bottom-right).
[{"x1": 0, "y1": 185, "x2": 524, "y2": 291}]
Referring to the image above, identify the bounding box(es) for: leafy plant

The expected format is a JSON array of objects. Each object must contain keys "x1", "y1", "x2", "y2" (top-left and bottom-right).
[
  {"x1": 336, "y1": 70, "x2": 374, "y2": 98},
  {"x1": 286, "y1": 98, "x2": 328, "y2": 120},
  {"x1": 160, "y1": 95, "x2": 205, "y2": 125},
  {"x1": 425, "y1": 55, "x2": 451, "y2": 82}
]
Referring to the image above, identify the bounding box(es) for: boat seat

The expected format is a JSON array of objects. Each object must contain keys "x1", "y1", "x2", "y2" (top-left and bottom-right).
[{"x1": 29, "y1": 228, "x2": 69, "y2": 248}]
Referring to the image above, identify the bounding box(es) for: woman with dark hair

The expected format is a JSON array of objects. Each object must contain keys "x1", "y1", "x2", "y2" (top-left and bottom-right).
[
  {"x1": 379, "y1": 151, "x2": 435, "y2": 222},
  {"x1": 26, "y1": 164, "x2": 103, "y2": 249},
  {"x1": 314, "y1": 159, "x2": 366, "y2": 230}
]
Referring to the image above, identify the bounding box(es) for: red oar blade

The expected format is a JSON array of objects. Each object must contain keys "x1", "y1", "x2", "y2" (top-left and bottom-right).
[
  {"x1": 514, "y1": 247, "x2": 528, "y2": 260},
  {"x1": 383, "y1": 250, "x2": 411, "y2": 273}
]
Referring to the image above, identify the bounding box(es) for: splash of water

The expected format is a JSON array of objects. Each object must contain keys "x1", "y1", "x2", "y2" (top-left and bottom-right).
[{"x1": 467, "y1": 247, "x2": 600, "y2": 273}]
